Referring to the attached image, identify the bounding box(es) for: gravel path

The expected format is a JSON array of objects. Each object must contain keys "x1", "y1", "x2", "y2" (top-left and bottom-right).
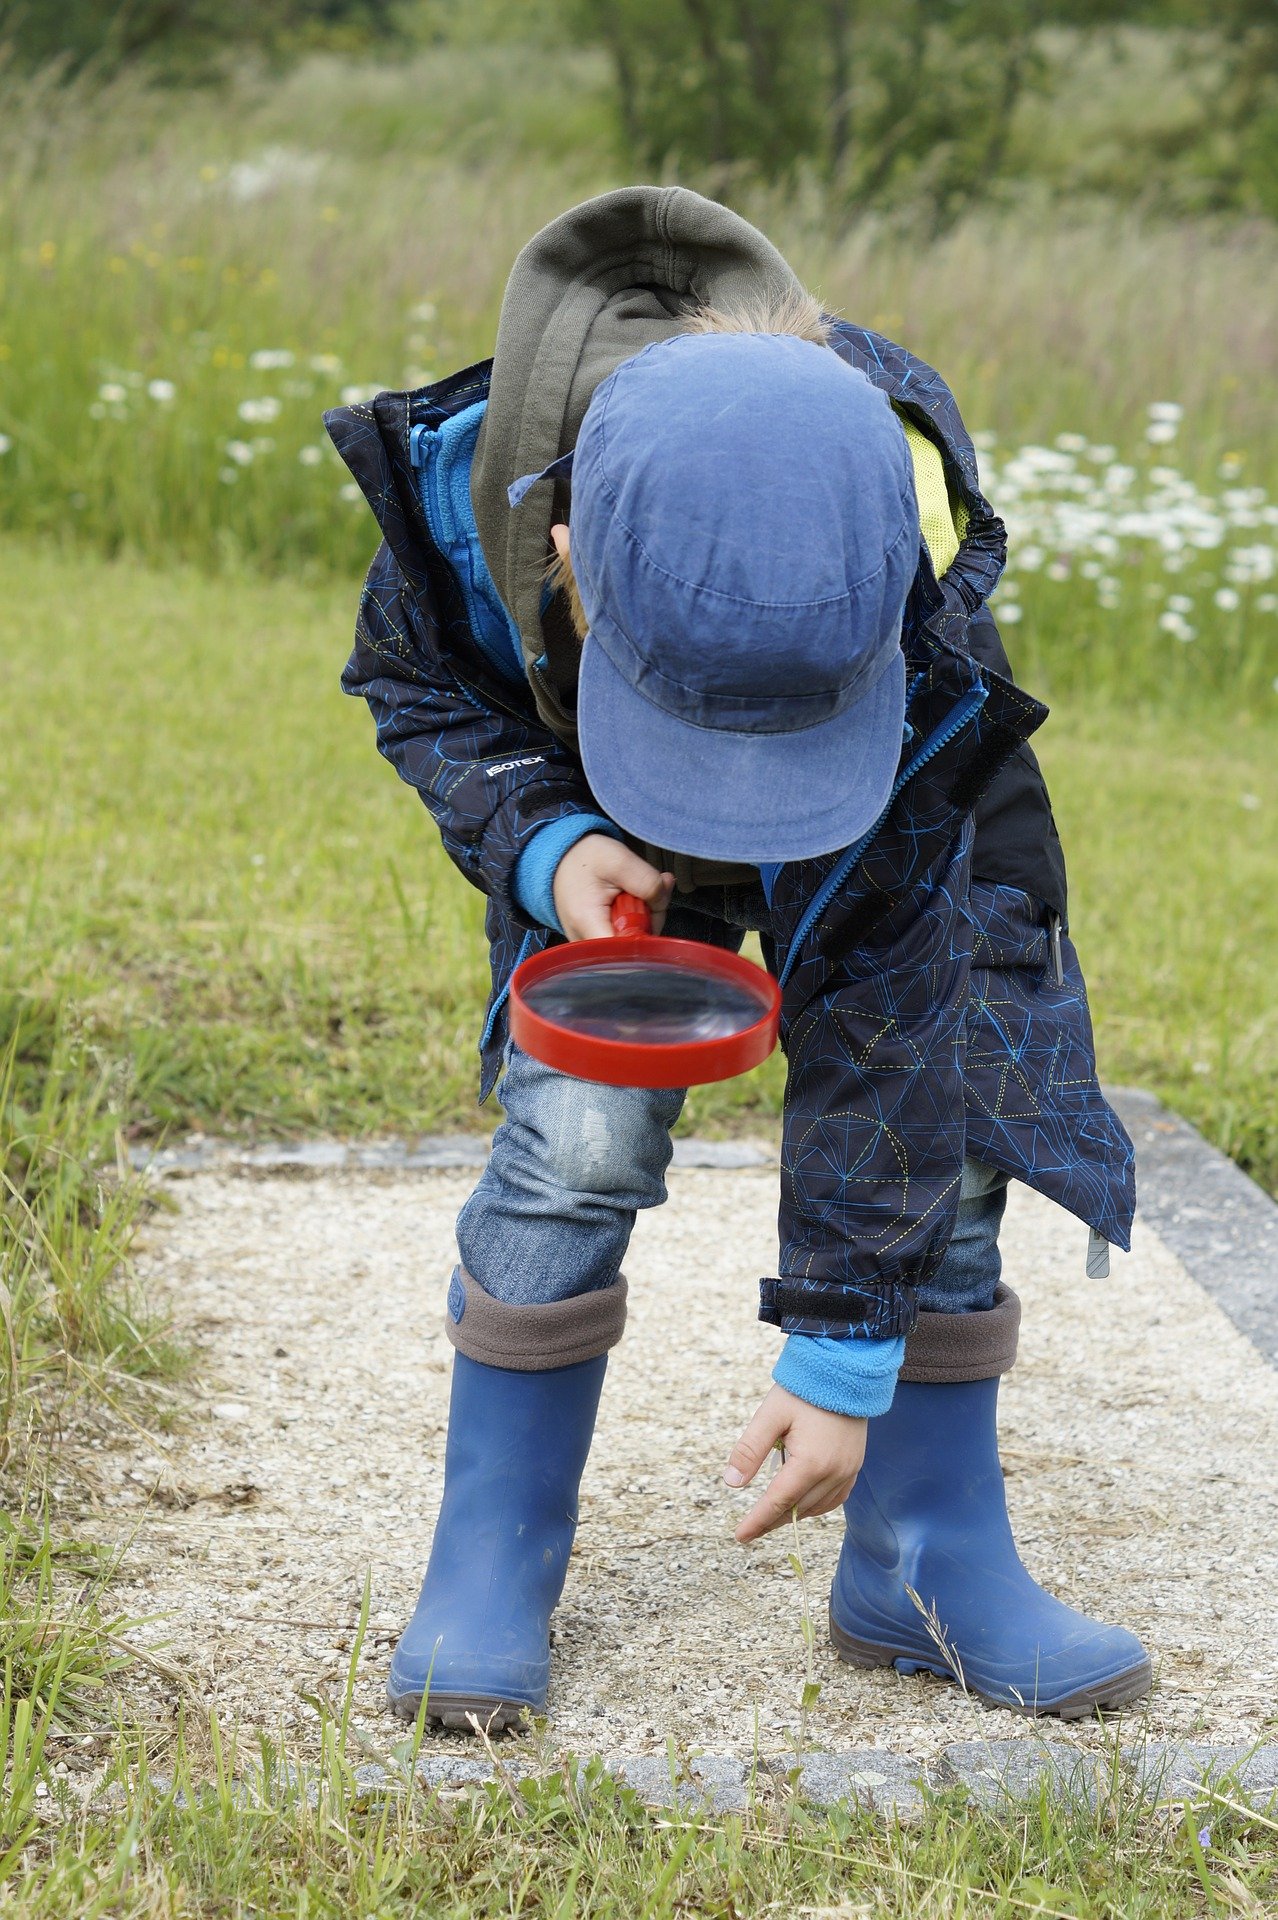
[{"x1": 93, "y1": 1154, "x2": 1278, "y2": 1766}]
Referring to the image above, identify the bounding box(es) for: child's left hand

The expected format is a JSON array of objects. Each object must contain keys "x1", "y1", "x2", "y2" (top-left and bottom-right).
[{"x1": 723, "y1": 1385, "x2": 867, "y2": 1543}]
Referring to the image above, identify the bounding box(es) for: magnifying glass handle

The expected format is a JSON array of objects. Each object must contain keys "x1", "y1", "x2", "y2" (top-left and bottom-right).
[{"x1": 611, "y1": 892, "x2": 652, "y2": 937}]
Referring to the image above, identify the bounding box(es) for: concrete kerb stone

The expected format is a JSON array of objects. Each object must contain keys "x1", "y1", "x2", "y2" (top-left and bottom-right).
[
  {"x1": 1127, "y1": 1741, "x2": 1278, "y2": 1813},
  {"x1": 131, "y1": 1135, "x2": 779, "y2": 1178},
  {"x1": 783, "y1": 1749, "x2": 933, "y2": 1817},
  {"x1": 938, "y1": 1739, "x2": 1115, "y2": 1811},
  {"x1": 135, "y1": 1742, "x2": 1278, "y2": 1821},
  {"x1": 1108, "y1": 1086, "x2": 1278, "y2": 1368},
  {"x1": 605, "y1": 1753, "x2": 751, "y2": 1813}
]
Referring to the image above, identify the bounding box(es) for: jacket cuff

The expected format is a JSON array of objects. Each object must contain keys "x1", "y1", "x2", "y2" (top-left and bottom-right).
[
  {"x1": 758, "y1": 1276, "x2": 918, "y2": 1340},
  {"x1": 512, "y1": 813, "x2": 623, "y2": 932},
  {"x1": 772, "y1": 1332, "x2": 905, "y2": 1418}
]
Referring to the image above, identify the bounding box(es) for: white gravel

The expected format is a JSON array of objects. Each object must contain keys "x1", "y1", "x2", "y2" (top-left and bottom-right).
[{"x1": 91, "y1": 1161, "x2": 1278, "y2": 1764}]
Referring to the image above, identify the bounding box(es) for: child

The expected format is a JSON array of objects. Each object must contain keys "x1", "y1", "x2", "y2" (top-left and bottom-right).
[{"x1": 327, "y1": 186, "x2": 1149, "y2": 1731}]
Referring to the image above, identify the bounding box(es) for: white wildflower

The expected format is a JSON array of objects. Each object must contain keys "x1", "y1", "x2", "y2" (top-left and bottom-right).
[
  {"x1": 1147, "y1": 402, "x2": 1184, "y2": 424},
  {"x1": 224, "y1": 146, "x2": 322, "y2": 203},
  {"x1": 147, "y1": 378, "x2": 176, "y2": 402},
  {"x1": 1167, "y1": 595, "x2": 1193, "y2": 614},
  {"x1": 298, "y1": 444, "x2": 323, "y2": 466},
  {"x1": 88, "y1": 402, "x2": 106, "y2": 419},
  {"x1": 98, "y1": 381, "x2": 127, "y2": 404},
  {"x1": 1227, "y1": 543, "x2": 1275, "y2": 583},
  {"x1": 249, "y1": 349, "x2": 295, "y2": 370},
  {"x1": 1046, "y1": 558, "x2": 1071, "y2": 581},
  {"x1": 225, "y1": 439, "x2": 255, "y2": 465},
  {"x1": 238, "y1": 396, "x2": 282, "y2": 424},
  {"x1": 998, "y1": 602, "x2": 1022, "y2": 624},
  {"x1": 1239, "y1": 793, "x2": 1260, "y2": 811},
  {"x1": 1257, "y1": 593, "x2": 1277, "y2": 613},
  {"x1": 1146, "y1": 421, "x2": 1178, "y2": 445},
  {"x1": 1055, "y1": 432, "x2": 1088, "y2": 454},
  {"x1": 339, "y1": 383, "x2": 382, "y2": 406},
  {"x1": 1158, "y1": 611, "x2": 1196, "y2": 641},
  {"x1": 339, "y1": 481, "x2": 362, "y2": 502},
  {"x1": 1218, "y1": 454, "x2": 1244, "y2": 480},
  {"x1": 309, "y1": 353, "x2": 342, "y2": 375},
  {"x1": 409, "y1": 300, "x2": 437, "y2": 323},
  {"x1": 1214, "y1": 587, "x2": 1241, "y2": 611},
  {"x1": 0, "y1": 433, "x2": 9, "y2": 454},
  {"x1": 219, "y1": 467, "x2": 239, "y2": 484}
]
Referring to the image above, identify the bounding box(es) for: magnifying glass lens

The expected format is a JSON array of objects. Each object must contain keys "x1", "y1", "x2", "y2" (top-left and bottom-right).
[{"x1": 520, "y1": 960, "x2": 768, "y2": 1046}]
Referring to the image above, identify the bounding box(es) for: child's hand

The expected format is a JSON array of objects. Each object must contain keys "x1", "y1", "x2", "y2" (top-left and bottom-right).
[
  {"x1": 724, "y1": 1385, "x2": 867, "y2": 1544},
  {"x1": 552, "y1": 834, "x2": 675, "y2": 941}
]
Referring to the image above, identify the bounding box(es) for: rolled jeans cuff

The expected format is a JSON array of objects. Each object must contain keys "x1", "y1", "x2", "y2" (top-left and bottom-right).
[
  {"x1": 899, "y1": 1283, "x2": 1020, "y2": 1384},
  {"x1": 445, "y1": 1264, "x2": 627, "y2": 1371}
]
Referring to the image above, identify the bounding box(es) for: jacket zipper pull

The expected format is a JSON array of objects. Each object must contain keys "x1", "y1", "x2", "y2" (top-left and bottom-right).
[{"x1": 1049, "y1": 913, "x2": 1065, "y2": 988}]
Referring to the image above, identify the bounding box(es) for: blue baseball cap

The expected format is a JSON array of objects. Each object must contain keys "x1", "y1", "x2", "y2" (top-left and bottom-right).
[{"x1": 518, "y1": 331, "x2": 919, "y2": 865}]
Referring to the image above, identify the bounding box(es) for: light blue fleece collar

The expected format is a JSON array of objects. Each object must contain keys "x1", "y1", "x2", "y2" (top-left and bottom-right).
[{"x1": 409, "y1": 401, "x2": 526, "y2": 686}]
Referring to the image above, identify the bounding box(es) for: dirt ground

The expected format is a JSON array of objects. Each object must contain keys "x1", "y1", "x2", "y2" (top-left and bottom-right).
[{"x1": 84, "y1": 1158, "x2": 1278, "y2": 1765}]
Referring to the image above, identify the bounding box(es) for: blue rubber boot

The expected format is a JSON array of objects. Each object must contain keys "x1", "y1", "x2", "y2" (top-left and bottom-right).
[
  {"x1": 830, "y1": 1375, "x2": 1152, "y2": 1718},
  {"x1": 387, "y1": 1349, "x2": 606, "y2": 1731}
]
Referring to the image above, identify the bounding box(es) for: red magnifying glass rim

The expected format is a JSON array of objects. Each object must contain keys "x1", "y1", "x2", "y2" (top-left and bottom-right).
[{"x1": 508, "y1": 893, "x2": 781, "y2": 1088}]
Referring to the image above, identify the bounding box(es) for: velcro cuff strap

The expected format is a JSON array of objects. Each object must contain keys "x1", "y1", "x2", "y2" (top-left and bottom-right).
[
  {"x1": 445, "y1": 1264, "x2": 627, "y2": 1371},
  {"x1": 899, "y1": 1283, "x2": 1021, "y2": 1384},
  {"x1": 758, "y1": 1277, "x2": 912, "y2": 1338}
]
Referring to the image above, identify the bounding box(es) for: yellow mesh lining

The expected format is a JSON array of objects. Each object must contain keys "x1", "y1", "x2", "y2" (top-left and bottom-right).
[{"x1": 894, "y1": 405, "x2": 967, "y2": 578}]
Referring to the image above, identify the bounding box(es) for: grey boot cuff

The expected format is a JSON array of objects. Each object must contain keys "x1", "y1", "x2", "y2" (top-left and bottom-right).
[
  {"x1": 899, "y1": 1283, "x2": 1021, "y2": 1384},
  {"x1": 445, "y1": 1265, "x2": 628, "y2": 1371}
]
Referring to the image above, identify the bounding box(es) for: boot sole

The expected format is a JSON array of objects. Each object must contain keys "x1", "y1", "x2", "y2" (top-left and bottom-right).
[
  {"x1": 386, "y1": 1684, "x2": 533, "y2": 1734},
  {"x1": 830, "y1": 1610, "x2": 1153, "y2": 1721}
]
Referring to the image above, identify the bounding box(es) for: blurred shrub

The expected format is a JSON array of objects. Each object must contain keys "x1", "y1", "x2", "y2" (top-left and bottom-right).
[{"x1": 0, "y1": 0, "x2": 406, "y2": 79}]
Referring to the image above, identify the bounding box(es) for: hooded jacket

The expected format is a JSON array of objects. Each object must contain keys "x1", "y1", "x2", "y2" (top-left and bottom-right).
[{"x1": 326, "y1": 187, "x2": 1134, "y2": 1346}]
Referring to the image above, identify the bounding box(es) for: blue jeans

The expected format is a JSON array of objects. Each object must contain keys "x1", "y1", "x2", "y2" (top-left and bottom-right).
[{"x1": 456, "y1": 1040, "x2": 1006, "y2": 1317}]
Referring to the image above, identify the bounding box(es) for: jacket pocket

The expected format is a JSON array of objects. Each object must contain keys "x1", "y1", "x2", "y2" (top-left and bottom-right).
[{"x1": 968, "y1": 880, "x2": 1054, "y2": 974}]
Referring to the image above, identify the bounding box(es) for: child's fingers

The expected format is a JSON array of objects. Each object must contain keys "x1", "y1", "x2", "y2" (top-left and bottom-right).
[
  {"x1": 734, "y1": 1465, "x2": 854, "y2": 1544},
  {"x1": 723, "y1": 1398, "x2": 788, "y2": 1490},
  {"x1": 733, "y1": 1454, "x2": 817, "y2": 1543},
  {"x1": 605, "y1": 844, "x2": 674, "y2": 907}
]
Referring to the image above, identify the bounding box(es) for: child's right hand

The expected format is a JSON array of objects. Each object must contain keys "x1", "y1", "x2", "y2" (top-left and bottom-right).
[{"x1": 552, "y1": 835, "x2": 675, "y2": 941}]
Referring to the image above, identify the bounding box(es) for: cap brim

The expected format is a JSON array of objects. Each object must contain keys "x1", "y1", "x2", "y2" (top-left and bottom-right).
[{"x1": 576, "y1": 637, "x2": 907, "y2": 865}]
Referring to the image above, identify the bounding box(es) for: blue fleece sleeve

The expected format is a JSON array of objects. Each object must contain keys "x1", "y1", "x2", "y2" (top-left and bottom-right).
[
  {"x1": 513, "y1": 814, "x2": 624, "y2": 933},
  {"x1": 772, "y1": 1332, "x2": 905, "y2": 1418}
]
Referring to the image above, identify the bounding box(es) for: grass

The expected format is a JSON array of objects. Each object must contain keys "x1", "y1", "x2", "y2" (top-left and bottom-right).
[
  {"x1": 3, "y1": 538, "x2": 1274, "y2": 1188},
  {"x1": 2, "y1": 1661, "x2": 1275, "y2": 1916}
]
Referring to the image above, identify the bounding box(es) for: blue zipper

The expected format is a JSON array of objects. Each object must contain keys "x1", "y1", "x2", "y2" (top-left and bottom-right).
[
  {"x1": 481, "y1": 929, "x2": 536, "y2": 1048},
  {"x1": 776, "y1": 679, "x2": 989, "y2": 991}
]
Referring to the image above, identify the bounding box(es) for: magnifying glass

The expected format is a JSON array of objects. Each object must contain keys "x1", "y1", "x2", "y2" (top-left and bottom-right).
[{"x1": 509, "y1": 894, "x2": 781, "y2": 1088}]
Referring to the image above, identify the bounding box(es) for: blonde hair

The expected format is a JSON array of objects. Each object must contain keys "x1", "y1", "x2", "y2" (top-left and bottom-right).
[{"x1": 546, "y1": 287, "x2": 831, "y2": 637}]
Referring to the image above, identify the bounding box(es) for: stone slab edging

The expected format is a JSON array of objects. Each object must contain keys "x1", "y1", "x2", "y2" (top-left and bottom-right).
[
  {"x1": 137, "y1": 1740, "x2": 1277, "y2": 1821},
  {"x1": 131, "y1": 1133, "x2": 778, "y2": 1175},
  {"x1": 1108, "y1": 1087, "x2": 1278, "y2": 1367}
]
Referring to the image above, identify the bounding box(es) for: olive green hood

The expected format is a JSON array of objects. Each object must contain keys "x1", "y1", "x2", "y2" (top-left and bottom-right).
[{"x1": 469, "y1": 184, "x2": 803, "y2": 889}]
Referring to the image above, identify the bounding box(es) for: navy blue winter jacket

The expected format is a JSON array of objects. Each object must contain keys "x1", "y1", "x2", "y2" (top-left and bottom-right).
[{"x1": 325, "y1": 321, "x2": 1135, "y2": 1346}]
